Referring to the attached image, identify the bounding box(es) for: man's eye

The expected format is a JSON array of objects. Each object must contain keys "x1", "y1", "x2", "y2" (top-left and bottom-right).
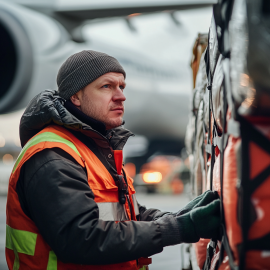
[
  {"x1": 102, "y1": 84, "x2": 109, "y2": 88},
  {"x1": 120, "y1": 85, "x2": 125, "y2": 90}
]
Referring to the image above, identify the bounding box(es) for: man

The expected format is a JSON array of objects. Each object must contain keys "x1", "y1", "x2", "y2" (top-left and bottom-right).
[{"x1": 6, "y1": 50, "x2": 220, "y2": 270}]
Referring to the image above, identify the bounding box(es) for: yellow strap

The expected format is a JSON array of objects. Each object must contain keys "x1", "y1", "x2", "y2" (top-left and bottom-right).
[
  {"x1": 47, "y1": 250, "x2": 57, "y2": 270},
  {"x1": 139, "y1": 266, "x2": 148, "y2": 270},
  {"x1": 13, "y1": 132, "x2": 81, "y2": 172},
  {"x1": 6, "y1": 225, "x2": 38, "y2": 270}
]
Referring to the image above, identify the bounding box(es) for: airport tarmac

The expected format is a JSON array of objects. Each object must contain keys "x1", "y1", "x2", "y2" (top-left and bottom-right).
[{"x1": 0, "y1": 192, "x2": 190, "y2": 270}]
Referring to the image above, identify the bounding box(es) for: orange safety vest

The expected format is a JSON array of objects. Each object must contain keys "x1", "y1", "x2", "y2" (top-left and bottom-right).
[{"x1": 6, "y1": 125, "x2": 150, "y2": 270}]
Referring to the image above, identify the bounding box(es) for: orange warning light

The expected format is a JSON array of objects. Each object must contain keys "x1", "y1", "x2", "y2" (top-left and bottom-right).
[{"x1": 142, "y1": 172, "x2": 162, "y2": 184}]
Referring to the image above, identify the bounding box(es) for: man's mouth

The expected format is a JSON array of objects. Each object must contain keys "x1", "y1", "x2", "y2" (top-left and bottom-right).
[{"x1": 111, "y1": 107, "x2": 124, "y2": 113}]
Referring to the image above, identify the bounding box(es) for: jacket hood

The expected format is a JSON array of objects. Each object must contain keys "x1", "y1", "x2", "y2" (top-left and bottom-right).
[{"x1": 20, "y1": 89, "x2": 133, "y2": 149}]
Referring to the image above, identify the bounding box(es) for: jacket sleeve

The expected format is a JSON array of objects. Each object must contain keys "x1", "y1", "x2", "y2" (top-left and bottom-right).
[
  {"x1": 137, "y1": 203, "x2": 171, "y2": 221},
  {"x1": 17, "y1": 148, "x2": 181, "y2": 265}
]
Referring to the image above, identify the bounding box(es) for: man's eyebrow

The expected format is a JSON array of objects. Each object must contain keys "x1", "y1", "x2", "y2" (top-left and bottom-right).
[{"x1": 100, "y1": 79, "x2": 126, "y2": 86}]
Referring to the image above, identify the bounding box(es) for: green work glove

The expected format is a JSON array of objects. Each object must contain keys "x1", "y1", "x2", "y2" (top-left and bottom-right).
[
  {"x1": 153, "y1": 190, "x2": 219, "y2": 221},
  {"x1": 176, "y1": 199, "x2": 221, "y2": 243},
  {"x1": 175, "y1": 190, "x2": 219, "y2": 216}
]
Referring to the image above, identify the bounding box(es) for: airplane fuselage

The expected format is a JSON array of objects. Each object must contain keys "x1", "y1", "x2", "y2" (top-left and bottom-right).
[{"x1": 0, "y1": 1, "x2": 190, "y2": 143}]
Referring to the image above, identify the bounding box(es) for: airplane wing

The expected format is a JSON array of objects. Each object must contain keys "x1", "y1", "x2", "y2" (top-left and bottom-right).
[
  {"x1": 54, "y1": 0, "x2": 217, "y2": 21},
  {"x1": 14, "y1": 0, "x2": 216, "y2": 41}
]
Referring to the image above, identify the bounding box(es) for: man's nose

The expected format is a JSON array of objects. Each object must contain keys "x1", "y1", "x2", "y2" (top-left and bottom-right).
[{"x1": 112, "y1": 87, "x2": 126, "y2": 102}]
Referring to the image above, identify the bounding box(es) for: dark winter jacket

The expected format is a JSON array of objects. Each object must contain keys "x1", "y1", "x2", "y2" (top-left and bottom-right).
[{"x1": 16, "y1": 89, "x2": 182, "y2": 265}]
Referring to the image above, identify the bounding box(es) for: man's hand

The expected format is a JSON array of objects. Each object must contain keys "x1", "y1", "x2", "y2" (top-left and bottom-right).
[
  {"x1": 154, "y1": 191, "x2": 220, "y2": 246},
  {"x1": 175, "y1": 199, "x2": 221, "y2": 243},
  {"x1": 175, "y1": 190, "x2": 219, "y2": 216},
  {"x1": 153, "y1": 191, "x2": 219, "y2": 221}
]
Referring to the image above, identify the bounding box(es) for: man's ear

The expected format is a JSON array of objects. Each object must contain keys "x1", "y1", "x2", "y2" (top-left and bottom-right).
[{"x1": 70, "y1": 92, "x2": 81, "y2": 108}]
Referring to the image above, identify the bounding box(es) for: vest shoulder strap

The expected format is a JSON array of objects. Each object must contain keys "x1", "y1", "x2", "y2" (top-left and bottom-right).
[{"x1": 13, "y1": 129, "x2": 84, "y2": 174}]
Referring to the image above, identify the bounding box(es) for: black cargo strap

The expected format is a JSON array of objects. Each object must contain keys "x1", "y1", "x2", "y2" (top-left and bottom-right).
[
  {"x1": 192, "y1": 88, "x2": 199, "y2": 117},
  {"x1": 213, "y1": 0, "x2": 234, "y2": 58},
  {"x1": 201, "y1": 102, "x2": 208, "y2": 183},
  {"x1": 205, "y1": 45, "x2": 212, "y2": 149},
  {"x1": 220, "y1": 225, "x2": 237, "y2": 270},
  {"x1": 246, "y1": 232, "x2": 270, "y2": 250},
  {"x1": 205, "y1": 44, "x2": 217, "y2": 191},
  {"x1": 205, "y1": 84, "x2": 212, "y2": 157},
  {"x1": 204, "y1": 44, "x2": 212, "y2": 90},
  {"x1": 209, "y1": 144, "x2": 216, "y2": 191},
  {"x1": 203, "y1": 240, "x2": 217, "y2": 270},
  {"x1": 203, "y1": 40, "x2": 219, "y2": 268},
  {"x1": 248, "y1": 165, "x2": 270, "y2": 193}
]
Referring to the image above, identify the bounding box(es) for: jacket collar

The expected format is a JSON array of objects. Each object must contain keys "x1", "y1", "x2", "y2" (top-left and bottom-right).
[
  {"x1": 19, "y1": 89, "x2": 134, "y2": 149},
  {"x1": 64, "y1": 100, "x2": 107, "y2": 136}
]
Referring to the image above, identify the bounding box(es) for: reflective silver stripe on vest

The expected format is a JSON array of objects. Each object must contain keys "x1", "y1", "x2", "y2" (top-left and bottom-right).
[
  {"x1": 97, "y1": 194, "x2": 139, "y2": 221},
  {"x1": 132, "y1": 194, "x2": 140, "y2": 216},
  {"x1": 97, "y1": 202, "x2": 129, "y2": 221}
]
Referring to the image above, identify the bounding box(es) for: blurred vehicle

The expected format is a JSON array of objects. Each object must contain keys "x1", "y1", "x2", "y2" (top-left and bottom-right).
[{"x1": 133, "y1": 154, "x2": 186, "y2": 194}]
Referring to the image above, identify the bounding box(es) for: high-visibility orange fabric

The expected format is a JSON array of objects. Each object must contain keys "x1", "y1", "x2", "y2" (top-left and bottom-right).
[
  {"x1": 245, "y1": 119, "x2": 270, "y2": 269},
  {"x1": 6, "y1": 125, "x2": 140, "y2": 270},
  {"x1": 223, "y1": 136, "x2": 242, "y2": 263},
  {"x1": 193, "y1": 238, "x2": 210, "y2": 269},
  {"x1": 222, "y1": 129, "x2": 270, "y2": 269},
  {"x1": 205, "y1": 117, "x2": 270, "y2": 269}
]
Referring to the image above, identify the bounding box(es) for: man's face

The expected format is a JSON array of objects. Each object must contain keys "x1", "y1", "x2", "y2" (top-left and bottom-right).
[{"x1": 71, "y1": 72, "x2": 126, "y2": 130}]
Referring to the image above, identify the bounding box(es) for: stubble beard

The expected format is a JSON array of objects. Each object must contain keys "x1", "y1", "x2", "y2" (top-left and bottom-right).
[{"x1": 81, "y1": 94, "x2": 123, "y2": 130}]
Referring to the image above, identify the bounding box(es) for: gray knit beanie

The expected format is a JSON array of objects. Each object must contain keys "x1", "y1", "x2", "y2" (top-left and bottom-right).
[{"x1": 57, "y1": 50, "x2": 126, "y2": 100}]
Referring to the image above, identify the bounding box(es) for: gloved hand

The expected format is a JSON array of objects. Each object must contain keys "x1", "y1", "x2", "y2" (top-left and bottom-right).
[
  {"x1": 175, "y1": 190, "x2": 219, "y2": 216},
  {"x1": 153, "y1": 190, "x2": 219, "y2": 221},
  {"x1": 175, "y1": 199, "x2": 221, "y2": 243}
]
